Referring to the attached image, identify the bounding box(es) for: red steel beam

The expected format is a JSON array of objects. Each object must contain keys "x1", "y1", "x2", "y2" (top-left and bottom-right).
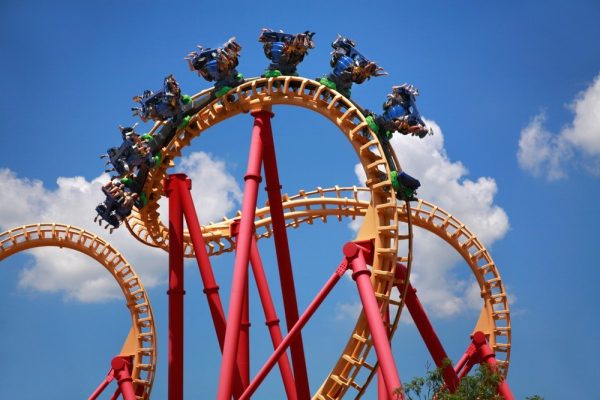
[
  {"x1": 257, "y1": 109, "x2": 311, "y2": 399},
  {"x1": 111, "y1": 357, "x2": 136, "y2": 400},
  {"x1": 217, "y1": 115, "x2": 264, "y2": 400},
  {"x1": 395, "y1": 264, "x2": 459, "y2": 392},
  {"x1": 238, "y1": 277, "x2": 251, "y2": 388},
  {"x1": 88, "y1": 368, "x2": 114, "y2": 400},
  {"x1": 165, "y1": 174, "x2": 186, "y2": 400},
  {"x1": 179, "y1": 177, "x2": 227, "y2": 347},
  {"x1": 377, "y1": 306, "x2": 391, "y2": 400},
  {"x1": 239, "y1": 257, "x2": 350, "y2": 400},
  {"x1": 473, "y1": 332, "x2": 515, "y2": 400},
  {"x1": 249, "y1": 236, "x2": 298, "y2": 400},
  {"x1": 179, "y1": 179, "x2": 245, "y2": 398},
  {"x1": 344, "y1": 242, "x2": 403, "y2": 399}
]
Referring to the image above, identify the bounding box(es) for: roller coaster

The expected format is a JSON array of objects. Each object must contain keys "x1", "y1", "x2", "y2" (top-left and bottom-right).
[{"x1": 0, "y1": 31, "x2": 514, "y2": 399}]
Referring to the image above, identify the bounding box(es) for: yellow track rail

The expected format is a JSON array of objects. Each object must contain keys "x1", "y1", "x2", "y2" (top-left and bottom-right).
[{"x1": 0, "y1": 223, "x2": 157, "y2": 400}]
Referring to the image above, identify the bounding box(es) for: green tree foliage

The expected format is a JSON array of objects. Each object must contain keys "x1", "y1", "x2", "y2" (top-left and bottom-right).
[{"x1": 399, "y1": 363, "x2": 543, "y2": 400}]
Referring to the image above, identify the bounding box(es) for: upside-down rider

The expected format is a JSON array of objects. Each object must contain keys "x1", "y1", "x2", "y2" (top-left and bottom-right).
[
  {"x1": 258, "y1": 29, "x2": 315, "y2": 77},
  {"x1": 186, "y1": 37, "x2": 244, "y2": 98},
  {"x1": 364, "y1": 84, "x2": 434, "y2": 201}
]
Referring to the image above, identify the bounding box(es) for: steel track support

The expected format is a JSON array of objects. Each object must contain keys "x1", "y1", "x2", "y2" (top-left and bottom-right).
[
  {"x1": 166, "y1": 174, "x2": 186, "y2": 400},
  {"x1": 377, "y1": 306, "x2": 392, "y2": 400},
  {"x1": 454, "y1": 333, "x2": 514, "y2": 399},
  {"x1": 238, "y1": 277, "x2": 251, "y2": 388},
  {"x1": 88, "y1": 369, "x2": 114, "y2": 400},
  {"x1": 395, "y1": 264, "x2": 459, "y2": 392},
  {"x1": 239, "y1": 256, "x2": 350, "y2": 400},
  {"x1": 473, "y1": 332, "x2": 515, "y2": 400},
  {"x1": 217, "y1": 115, "x2": 264, "y2": 400},
  {"x1": 180, "y1": 179, "x2": 245, "y2": 398},
  {"x1": 112, "y1": 357, "x2": 137, "y2": 400},
  {"x1": 89, "y1": 356, "x2": 136, "y2": 400},
  {"x1": 257, "y1": 109, "x2": 311, "y2": 399},
  {"x1": 344, "y1": 242, "x2": 404, "y2": 399},
  {"x1": 249, "y1": 236, "x2": 298, "y2": 400}
]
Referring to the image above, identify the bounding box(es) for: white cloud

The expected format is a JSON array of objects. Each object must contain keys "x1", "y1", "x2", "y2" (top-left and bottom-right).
[
  {"x1": 351, "y1": 120, "x2": 509, "y2": 319},
  {"x1": 518, "y1": 73, "x2": 600, "y2": 179},
  {"x1": 0, "y1": 151, "x2": 241, "y2": 302},
  {"x1": 335, "y1": 301, "x2": 362, "y2": 321}
]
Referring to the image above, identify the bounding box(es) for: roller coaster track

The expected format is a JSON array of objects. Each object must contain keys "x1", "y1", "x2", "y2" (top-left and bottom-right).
[
  {"x1": 125, "y1": 76, "x2": 412, "y2": 398},
  {"x1": 0, "y1": 223, "x2": 156, "y2": 400},
  {"x1": 121, "y1": 76, "x2": 510, "y2": 398},
  {"x1": 0, "y1": 76, "x2": 510, "y2": 398}
]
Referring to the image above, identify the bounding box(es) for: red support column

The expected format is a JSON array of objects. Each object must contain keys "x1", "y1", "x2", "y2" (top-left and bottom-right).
[
  {"x1": 111, "y1": 357, "x2": 137, "y2": 400},
  {"x1": 345, "y1": 242, "x2": 403, "y2": 399},
  {"x1": 217, "y1": 114, "x2": 264, "y2": 400},
  {"x1": 165, "y1": 174, "x2": 186, "y2": 400},
  {"x1": 395, "y1": 264, "x2": 459, "y2": 392},
  {"x1": 473, "y1": 332, "x2": 515, "y2": 400},
  {"x1": 250, "y1": 236, "x2": 297, "y2": 400},
  {"x1": 258, "y1": 109, "x2": 311, "y2": 399},
  {"x1": 240, "y1": 258, "x2": 349, "y2": 400},
  {"x1": 377, "y1": 306, "x2": 391, "y2": 400}
]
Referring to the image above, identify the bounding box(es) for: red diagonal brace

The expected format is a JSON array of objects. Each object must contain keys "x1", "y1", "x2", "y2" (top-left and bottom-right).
[
  {"x1": 240, "y1": 257, "x2": 350, "y2": 400},
  {"x1": 344, "y1": 242, "x2": 404, "y2": 399},
  {"x1": 250, "y1": 236, "x2": 297, "y2": 400},
  {"x1": 178, "y1": 176, "x2": 245, "y2": 397},
  {"x1": 395, "y1": 264, "x2": 459, "y2": 392}
]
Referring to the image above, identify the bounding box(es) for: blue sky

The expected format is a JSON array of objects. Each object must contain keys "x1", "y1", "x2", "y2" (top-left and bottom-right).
[{"x1": 1, "y1": 1, "x2": 599, "y2": 398}]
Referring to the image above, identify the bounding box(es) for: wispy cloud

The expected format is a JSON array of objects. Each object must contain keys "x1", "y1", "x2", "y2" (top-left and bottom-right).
[
  {"x1": 0, "y1": 151, "x2": 241, "y2": 302},
  {"x1": 518, "y1": 73, "x2": 600, "y2": 180}
]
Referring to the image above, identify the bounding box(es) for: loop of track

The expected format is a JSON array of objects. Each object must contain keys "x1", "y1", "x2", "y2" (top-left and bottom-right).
[
  {"x1": 125, "y1": 76, "x2": 410, "y2": 398},
  {"x1": 0, "y1": 223, "x2": 157, "y2": 400}
]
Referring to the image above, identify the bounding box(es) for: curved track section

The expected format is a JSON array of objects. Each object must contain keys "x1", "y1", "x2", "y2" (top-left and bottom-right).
[
  {"x1": 0, "y1": 223, "x2": 157, "y2": 400},
  {"x1": 126, "y1": 76, "x2": 412, "y2": 398},
  {"x1": 404, "y1": 199, "x2": 511, "y2": 372}
]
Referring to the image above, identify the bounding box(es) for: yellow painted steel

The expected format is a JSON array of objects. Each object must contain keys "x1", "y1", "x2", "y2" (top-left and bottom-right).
[{"x1": 0, "y1": 224, "x2": 156, "y2": 400}]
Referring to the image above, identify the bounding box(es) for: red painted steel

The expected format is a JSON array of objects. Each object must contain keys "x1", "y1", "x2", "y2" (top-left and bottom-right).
[
  {"x1": 395, "y1": 264, "x2": 459, "y2": 392},
  {"x1": 249, "y1": 236, "x2": 298, "y2": 400},
  {"x1": 110, "y1": 388, "x2": 121, "y2": 400},
  {"x1": 111, "y1": 357, "x2": 137, "y2": 400},
  {"x1": 239, "y1": 257, "x2": 350, "y2": 400},
  {"x1": 238, "y1": 278, "x2": 251, "y2": 388},
  {"x1": 454, "y1": 346, "x2": 472, "y2": 378},
  {"x1": 473, "y1": 332, "x2": 515, "y2": 400},
  {"x1": 88, "y1": 369, "x2": 114, "y2": 400},
  {"x1": 377, "y1": 306, "x2": 391, "y2": 400},
  {"x1": 345, "y1": 242, "x2": 403, "y2": 399},
  {"x1": 179, "y1": 180, "x2": 227, "y2": 348},
  {"x1": 179, "y1": 180, "x2": 245, "y2": 398},
  {"x1": 217, "y1": 117, "x2": 264, "y2": 400},
  {"x1": 258, "y1": 109, "x2": 311, "y2": 399},
  {"x1": 165, "y1": 174, "x2": 186, "y2": 400}
]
